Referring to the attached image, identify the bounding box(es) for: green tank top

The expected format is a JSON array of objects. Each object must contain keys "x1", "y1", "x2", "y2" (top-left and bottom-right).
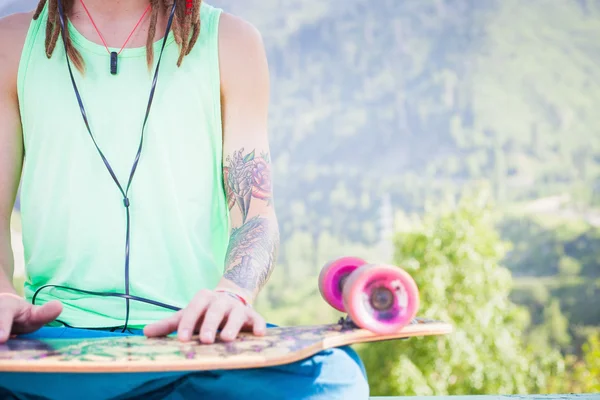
[{"x1": 17, "y1": 3, "x2": 229, "y2": 328}]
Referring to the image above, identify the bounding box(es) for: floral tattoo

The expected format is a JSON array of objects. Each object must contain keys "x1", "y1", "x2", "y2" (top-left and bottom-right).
[
  {"x1": 223, "y1": 148, "x2": 272, "y2": 223},
  {"x1": 223, "y1": 216, "x2": 279, "y2": 292},
  {"x1": 222, "y1": 148, "x2": 278, "y2": 293}
]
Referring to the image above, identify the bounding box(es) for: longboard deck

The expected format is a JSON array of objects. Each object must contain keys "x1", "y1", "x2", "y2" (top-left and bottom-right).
[{"x1": 0, "y1": 318, "x2": 451, "y2": 373}]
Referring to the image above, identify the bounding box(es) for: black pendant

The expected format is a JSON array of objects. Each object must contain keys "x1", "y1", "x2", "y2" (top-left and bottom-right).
[{"x1": 110, "y1": 51, "x2": 118, "y2": 75}]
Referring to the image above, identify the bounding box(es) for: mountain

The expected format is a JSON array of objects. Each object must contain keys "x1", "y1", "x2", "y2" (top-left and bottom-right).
[
  {"x1": 4, "y1": 0, "x2": 600, "y2": 249},
  {"x1": 210, "y1": 0, "x2": 600, "y2": 246}
]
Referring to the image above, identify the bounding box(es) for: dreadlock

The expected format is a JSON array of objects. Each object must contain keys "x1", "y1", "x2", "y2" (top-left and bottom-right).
[{"x1": 32, "y1": 0, "x2": 202, "y2": 73}]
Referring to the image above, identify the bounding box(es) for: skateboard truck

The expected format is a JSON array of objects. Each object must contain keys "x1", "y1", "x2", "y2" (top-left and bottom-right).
[
  {"x1": 337, "y1": 315, "x2": 416, "y2": 340},
  {"x1": 337, "y1": 315, "x2": 359, "y2": 331}
]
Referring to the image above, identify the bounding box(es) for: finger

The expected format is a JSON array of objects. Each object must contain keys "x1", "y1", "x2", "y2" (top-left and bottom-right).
[
  {"x1": 26, "y1": 301, "x2": 62, "y2": 329},
  {"x1": 248, "y1": 309, "x2": 267, "y2": 336},
  {"x1": 177, "y1": 294, "x2": 211, "y2": 342},
  {"x1": 0, "y1": 309, "x2": 14, "y2": 343},
  {"x1": 144, "y1": 311, "x2": 182, "y2": 338},
  {"x1": 219, "y1": 305, "x2": 249, "y2": 342},
  {"x1": 199, "y1": 301, "x2": 231, "y2": 344}
]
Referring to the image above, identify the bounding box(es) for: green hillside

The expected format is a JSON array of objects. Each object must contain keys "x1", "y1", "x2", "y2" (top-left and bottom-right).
[{"x1": 210, "y1": 0, "x2": 600, "y2": 247}]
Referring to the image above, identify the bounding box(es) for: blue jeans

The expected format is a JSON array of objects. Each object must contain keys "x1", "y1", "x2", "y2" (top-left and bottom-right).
[{"x1": 0, "y1": 326, "x2": 369, "y2": 400}]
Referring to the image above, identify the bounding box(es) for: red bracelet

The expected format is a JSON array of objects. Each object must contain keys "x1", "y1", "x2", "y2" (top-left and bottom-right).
[{"x1": 215, "y1": 290, "x2": 249, "y2": 307}]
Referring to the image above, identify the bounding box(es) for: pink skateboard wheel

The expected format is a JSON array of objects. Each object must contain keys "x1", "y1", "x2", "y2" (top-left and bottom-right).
[
  {"x1": 319, "y1": 257, "x2": 367, "y2": 312},
  {"x1": 343, "y1": 264, "x2": 419, "y2": 334}
]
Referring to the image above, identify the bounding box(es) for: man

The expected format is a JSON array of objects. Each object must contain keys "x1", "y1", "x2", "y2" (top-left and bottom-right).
[{"x1": 0, "y1": 0, "x2": 369, "y2": 398}]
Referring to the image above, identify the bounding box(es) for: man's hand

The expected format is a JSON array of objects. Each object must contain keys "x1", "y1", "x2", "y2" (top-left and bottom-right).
[
  {"x1": 144, "y1": 289, "x2": 267, "y2": 343},
  {"x1": 0, "y1": 295, "x2": 62, "y2": 343}
]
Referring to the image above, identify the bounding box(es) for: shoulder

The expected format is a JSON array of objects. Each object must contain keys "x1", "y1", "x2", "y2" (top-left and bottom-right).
[
  {"x1": 0, "y1": 11, "x2": 34, "y2": 87},
  {"x1": 217, "y1": 12, "x2": 268, "y2": 93},
  {"x1": 217, "y1": 12, "x2": 264, "y2": 51},
  {"x1": 0, "y1": 11, "x2": 34, "y2": 62},
  {"x1": 0, "y1": 10, "x2": 33, "y2": 35}
]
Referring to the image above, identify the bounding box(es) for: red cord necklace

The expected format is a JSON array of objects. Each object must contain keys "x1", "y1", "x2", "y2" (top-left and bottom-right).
[{"x1": 79, "y1": 0, "x2": 152, "y2": 75}]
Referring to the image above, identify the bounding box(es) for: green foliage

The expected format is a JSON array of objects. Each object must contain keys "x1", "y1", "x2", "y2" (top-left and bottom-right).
[
  {"x1": 359, "y1": 191, "x2": 564, "y2": 395},
  {"x1": 530, "y1": 284, "x2": 550, "y2": 305},
  {"x1": 558, "y1": 256, "x2": 582, "y2": 277},
  {"x1": 579, "y1": 334, "x2": 600, "y2": 391},
  {"x1": 512, "y1": 277, "x2": 600, "y2": 331},
  {"x1": 548, "y1": 333, "x2": 600, "y2": 393},
  {"x1": 500, "y1": 214, "x2": 600, "y2": 278},
  {"x1": 527, "y1": 300, "x2": 571, "y2": 351}
]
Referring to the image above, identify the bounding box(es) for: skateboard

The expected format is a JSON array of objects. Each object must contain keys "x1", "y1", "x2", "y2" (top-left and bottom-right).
[{"x1": 0, "y1": 257, "x2": 452, "y2": 373}]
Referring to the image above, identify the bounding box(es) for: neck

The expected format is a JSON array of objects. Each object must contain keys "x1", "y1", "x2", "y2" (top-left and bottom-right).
[
  {"x1": 73, "y1": 0, "x2": 153, "y2": 19},
  {"x1": 68, "y1": 0, "x2": 167, "y2": 49}
]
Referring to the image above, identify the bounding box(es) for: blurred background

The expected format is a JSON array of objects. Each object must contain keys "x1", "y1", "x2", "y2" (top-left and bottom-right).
[{"x1": 2, "y1": 0, "x2": 600, "y2": 396}]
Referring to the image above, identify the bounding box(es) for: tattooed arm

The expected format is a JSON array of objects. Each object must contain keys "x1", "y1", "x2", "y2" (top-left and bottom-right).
[
  {"x1": 221, "y1": 151, "x2": 278, "y2": 300},
  {"x1": 216, "y1": 14, "x2": 279, "y2": 304},
  {"x1": 145, "y1": 14, "x2": 276, "y2": 342}
]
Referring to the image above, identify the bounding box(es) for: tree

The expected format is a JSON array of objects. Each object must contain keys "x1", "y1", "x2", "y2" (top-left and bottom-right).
[
  {"x1": 579, "y1": 333, "x2": 600, "y2": 392},
  {"x1": 359, "y1": 190, "x2": 565, "y2": 395},
  {"x1": 545, "y1": 332, "x2": 600, "y2": 393},
  {"x1": 558, "y1": 255, "x2": 582, "y2": 277}
]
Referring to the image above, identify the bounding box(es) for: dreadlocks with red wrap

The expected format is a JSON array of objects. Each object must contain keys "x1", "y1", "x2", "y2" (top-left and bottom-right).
[{"x1": 32, "y1": 0, "x2": 201, "y2": 72}]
